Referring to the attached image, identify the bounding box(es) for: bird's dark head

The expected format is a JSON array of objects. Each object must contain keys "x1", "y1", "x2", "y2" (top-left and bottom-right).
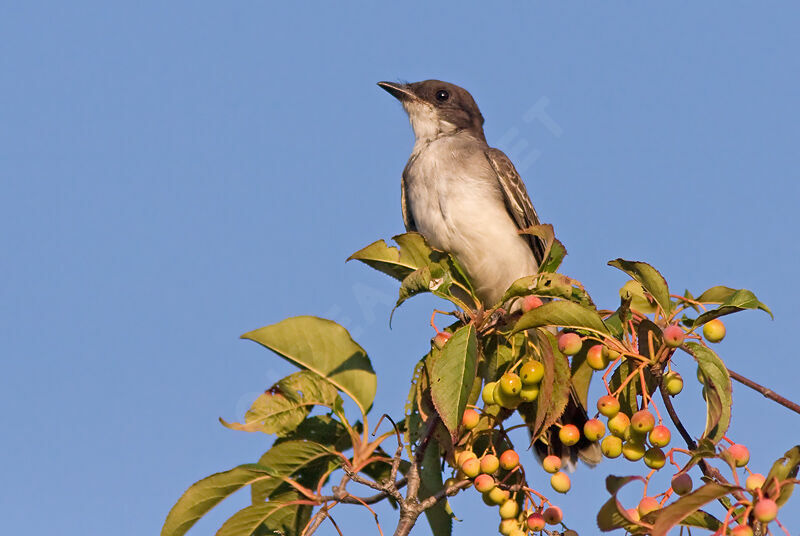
[{"x1": 378, "y1": 80, "x2": 485, "y2": 141}]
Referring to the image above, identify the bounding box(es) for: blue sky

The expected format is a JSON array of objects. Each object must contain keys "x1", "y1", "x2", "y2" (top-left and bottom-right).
[{"x1": 2, "y1": 2, "x2": 799, "y2": 535}]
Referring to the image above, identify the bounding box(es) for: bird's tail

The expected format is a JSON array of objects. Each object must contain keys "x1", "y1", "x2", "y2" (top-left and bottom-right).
[{"x1": 531, "y1": 391, "x2": 602, "y2": 472}]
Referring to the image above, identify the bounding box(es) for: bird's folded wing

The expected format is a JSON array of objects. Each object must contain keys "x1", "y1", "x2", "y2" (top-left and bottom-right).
[
  {"x1": 400, "y1": 161, "x2": 417, "y2": 232},
  {"x1": 484, "y1": 147, "x2": 546, "y2": 264}
]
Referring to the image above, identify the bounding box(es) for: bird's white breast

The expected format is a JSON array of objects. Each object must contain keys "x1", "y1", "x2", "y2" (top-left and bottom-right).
[{"x1": 405, "y1": 134, "x2": 538, "y2": 305}]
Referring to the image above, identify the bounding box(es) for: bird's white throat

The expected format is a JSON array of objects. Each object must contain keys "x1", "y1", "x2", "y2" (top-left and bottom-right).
[{"x1": 402, "y1": 100, "x2": 458, "y2": 142}]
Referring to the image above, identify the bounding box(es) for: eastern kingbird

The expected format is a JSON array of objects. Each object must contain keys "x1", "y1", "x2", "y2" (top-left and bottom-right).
[{"x1": 378, "y1": 79, "x2": 601, "y2": 468}]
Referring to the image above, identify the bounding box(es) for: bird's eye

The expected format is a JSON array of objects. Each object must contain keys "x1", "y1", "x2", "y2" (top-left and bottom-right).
[{"x1": 435, "y1": 89, "x2": 449, "y2": 102}]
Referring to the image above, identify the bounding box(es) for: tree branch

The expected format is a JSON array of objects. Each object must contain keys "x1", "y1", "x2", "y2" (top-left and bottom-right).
[{"x1": 727, "y1": 368, "x2": 800, "y2": 416}]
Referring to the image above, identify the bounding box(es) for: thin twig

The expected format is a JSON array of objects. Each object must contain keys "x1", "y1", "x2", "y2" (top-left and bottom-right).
[{"x1": 727, "y1": 368, "x2": 800, "y2": 416}]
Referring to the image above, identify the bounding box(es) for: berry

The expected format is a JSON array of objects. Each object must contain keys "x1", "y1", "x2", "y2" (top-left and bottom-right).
[
  {"x1": 526, "y1": 512, "x2": 545, "y2": 530},
  {"x1": 520, "y1": 360, "x2": 545, "y2": 385},
  {"x1": 499, "y1": 499, "x2": 519, "y2": 519},
  {"x1": 608, "y1": 412, "x2": 631, "y2": 437},
  {"x1": 644, "y1": 447, "x2": 666, "y2": 469},
  {"x1": 671, "y1": 473, "x2": 693, "y2": 495},
  {"x1": 601, "y1": 436, "x2": 623, "y2": 458},
  {"x1": 703, "y1": 318, "x2": 726, "y2": 343},
  {"x1": 473, "y1": 473, "x2": 495, "y2": 493},
  {"x1": 622, "y1": 440, "x2": 646, "y2": 461},
  {"x1": 542, "y1": 455, "x2": 561, "y2": 473},
  {"x1": 753, "y1": 498, "x2": 778, "y2": 522},
  {"x1": 631, "y1": 410, "x2": 656, "y2": 433},
  {"x1": 480, "y1": 454, "x2": 500, "y2": 474},
  {"x1": 745, "y1": 473, "x2": 766, "y2": 491},
  {"x1": 727, "y1": 444, "x2": 750, "y2": 467},
  {"x1": 443, "y1": 477, "x2": 458, "y2": 489},
  {"x1": 522, "y1": 295, "x2": 544, "y2": 312},
  {"x1": 482, "y1": 382, "x2": 498, "y2": 405},
  {"x1": 649, "y1": 425, "x2": 671, "y2": 447},
  {"x1": 461, "y1": 457, "x2": 480, "y2": 478},
  {"x1": 664, "y1": 371, "x2": 684, "y2": 396},
  {"x1": 487, "y1": 486, "x2": 510, "y2": 505},
  {"x1": 498, "y1": 372, "x2": 522, "y2": 396},
  {"x1": 499, "y1": 449, "x2": 520, "y2": 471},
  {"x1": 550, "y1": 471, "x2": 571, "y2": 493},
  {"x1": 597, "y1": 395, "x2": 621, "y2": 417},
  {"x1": 586, "y1": 344, "x2": 608, "y2": 370},
  {"x1": 583, "y1": 418, "x2": 606, "y2": 441},
  {"x1": 520, "y1": 385, "x2": 540, "y2": 402},
  {"x1": 603, "y1": 346, "x2": 621, "y2": 361},
  {"x1": 558, "y1": 332, "x2": 582, "y2": 356},
  {"x1": 509, "y1": 529, "x2": 526, "y2": 536},
  {"x1": 498, "y1": 519, "x2": 517, "y2": 536},
  {"x1": 461, "y1": 408, "x2": 480, "y2": 430},
  {"x1": 455, "y1": 450, "x2": 477, "y2": 467},
  {"x1": 637, "y1": 496, "x2": 660, "y2": 517},
  {"x1": 558, "y1": 424, "x2": 581, "y2": 446},
  {"x1": 542, "y1": 506, "x2": 563, "y2": 525},
  {"x1": 494, "y1": 387, "x2": 521, "y2": 409},
  {"x1": 662, "y1": 325, "x2": 685, "y2": 348},
  {"x1": 731, "y1": 526, "x2": 754, "y2": 536},
  {"x1": 432, "y1": 331, "x2": 451, "y2": 350},
  {"x1": 626, "y1": 508, "x2": 641, "y2": 522}
]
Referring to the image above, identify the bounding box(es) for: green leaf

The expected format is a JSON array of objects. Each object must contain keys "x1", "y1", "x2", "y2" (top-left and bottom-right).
[
  {"x1": 242, "y1": 316, "x2": 376, "y2": 416},
  {"x1": 512, "y1": 300, "x2": 610, "y2": 336},
  {"x1": 251, "y1": 440, "x2": 340, "y2": 503},
  {"x1": 569, "y1": 343, "x2": 594, "y2": 411},
  {"x1": 275, "y1": 415, "x2": 352, "y2": 452},
  {"x1": 683, "y1": 342, "x2": 732, "y2": 443},
  {"x1": 608, "y1": 259, "x2": 672, "y2": 315},
  {"x1": 347, "y1": 232, "x2": 446, "y2": 281},
  {"x1": 649, "y1": 483, "x2": 737, "y2": 536},
  {"x1": 216, "y1": 498, "x2": 298, "y2": 536},
  {"x1": 500, "y1": 273, "x2": 594, "y2": 307},
  {"x1": 479, "y1": 332, "x2": 524, "y2": 382},
  {"x1": 608, "y1": 358, "x2": 642, "y2": 418},
  {"x1": 596, "y1": 475, "x2": 650, "y2": 533},
  {"x1": 677, "y1": 510, "x2": 723, "y2": 531},
  {"x1": 519, "y1": 223, "x2": 567, "y2": 273},
  {"x1": 161, "y1": 464, "x2": 272, "y2": 536},
  {"x1": 396, "y1": 260, "x2": 459, "y2": 310},
  {"x1": 220, "y1": 371, "x2": 341, "y2": 435},
  {"x1": 693, "y1": 288, "x2": 773, "y2": 326},
  {"x1": 420, "y1": 441, "x2": 451, "y2": 536},
  {"x1": 763, "y1": 445, "x2": 800, "y2": 506},
  {"x1": 430, "y1": 324, "x2": 478, "y2": 440}
]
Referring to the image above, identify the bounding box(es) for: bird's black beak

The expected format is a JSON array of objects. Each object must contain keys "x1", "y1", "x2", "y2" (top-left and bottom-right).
[{"x1": 377, "y1": 81, "x2": 416, "y2": 102}]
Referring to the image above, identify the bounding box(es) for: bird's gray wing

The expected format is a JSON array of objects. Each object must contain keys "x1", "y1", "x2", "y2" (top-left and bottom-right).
[
  {"x1": 484, "y1": 147, "x2": 546, "y2": 264},
  {"x1": 400, "y1": 160, "x2": 417, "y2": 232}
]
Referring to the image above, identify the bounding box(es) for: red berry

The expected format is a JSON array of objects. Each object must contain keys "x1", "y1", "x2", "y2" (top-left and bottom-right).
[
  {"x1": 649, "y1": 425, "x2": 671, "y2": 447},
  {"x1": 731, "y1": 526, "x2": 754, "y2": 536},
  {"x1": 662, "y1": 325, "x2": 685, "y2": 347},
  {"x1": 586, "y1": 344, "x2": 608, "y2": 370},
  {"x1": 542, "y1": 455, "x2": 561, "y2": 473},
  {"x1": 637, "y1": 496, "x2": 660, "y2": 516},
  {"x1": 753, "y1": 498, "x2": 778, "y2": 522},
  {"x1": 432, "y1": 331, "x2": 451, "y2": 349},
  {"x1": 608, "y1": 412, "x2": 631, "y2": 437},
  {"x1": 473, "y1": 473, "x2": 495, "y2": 493},
  {"x1": 542, "y1": 506, "x2": 563, "y2": 525},
  {"x1": 597, "y1": 395, "x2": 620, "y2": 417},
  {"x1": 461, "y1": 457, "x2": 480, "y2": 478},
  {"x1": 727, "y1": 444, "x2": 750, "y2": 467},
  {"x1": 526, "y1": 512, "x2": 545, "y2": 530},
  {"x1": 631, "y1": 410, "x2": 656, "y2": 433},
  {"x1": 558, "y1": 424, "x2": 580, "y2": 446},
  {"x1": 583, "y1": 418, "x2": 606, "y2": 441},
  {"x1": 499, "y1": 449, "x2": 520, "y2": 470},
  {"x1": 461, "y1": 408, "x2": 480, "y2": 430},
  {"x1": 558, "y1": 332, "x2": 582, "y2": 356},
  {"x1": 522, "y1": 295, "x2": 543, "y2": 312}
]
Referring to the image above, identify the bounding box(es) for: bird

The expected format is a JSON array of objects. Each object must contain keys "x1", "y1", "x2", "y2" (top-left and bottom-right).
[{"x1": 378, "y1": 79, "x2": 601, "y2": 468}]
